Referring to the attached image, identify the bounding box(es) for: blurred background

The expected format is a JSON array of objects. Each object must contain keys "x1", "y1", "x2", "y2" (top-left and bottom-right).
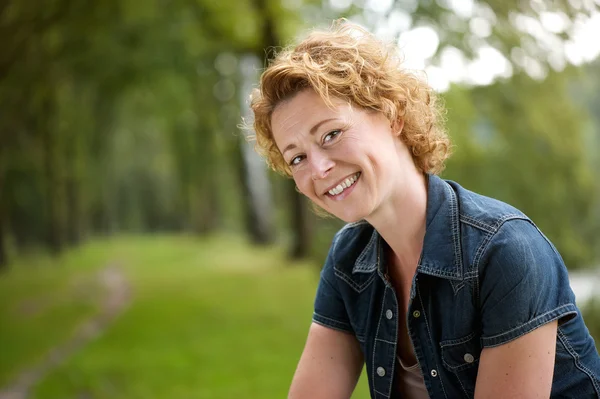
[{"x1": 1, "y1": 0, "x2": 599, "y2": 398}]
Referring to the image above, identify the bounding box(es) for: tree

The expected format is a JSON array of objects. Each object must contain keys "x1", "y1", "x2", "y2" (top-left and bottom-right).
[{"x1": 444, "y1": 68, "x2": 599, "y2": 268}]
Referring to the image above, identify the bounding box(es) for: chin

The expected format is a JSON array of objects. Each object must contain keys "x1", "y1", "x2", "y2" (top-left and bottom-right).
[
  {"x1": 332, "y1": 209, "x2": 367, "y2": 224},
  {"x1": 321, "y1": 200, "x2": 370, "y2": 223},
  {"x1": 342, "y1": 216, "x2": 364, "y2": 224}
]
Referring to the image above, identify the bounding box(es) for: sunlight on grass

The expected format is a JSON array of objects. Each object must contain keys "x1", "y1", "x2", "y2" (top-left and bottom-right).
[
  {"x1": 4, "y1": 235, "x2": 598, "y2": 398},
  {"x1": 0, "y1": 240, "x2": 117, "y2": 386},
  {"x1": 1, "y1": 235, "x2": 370, "y2": 399}
]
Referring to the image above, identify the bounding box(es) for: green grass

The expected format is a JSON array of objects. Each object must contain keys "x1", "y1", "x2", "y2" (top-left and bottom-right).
[
  {"x1": 1, "y1": 235, "x2": 371, "y2": 398},
  {"x1": 6, "y1": 235, "x2": 597, "y2": 398},
  {"x1": 0, "y1": 241, "x2": 115, "y2": 387}
]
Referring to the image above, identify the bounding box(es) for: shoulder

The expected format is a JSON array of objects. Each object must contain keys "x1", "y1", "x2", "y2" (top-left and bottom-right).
[
  {"x1": 446, "y1": 179, "x2": 529, "y2": 233},
  {"x1": 444, "y1": 179, "x2": 567, "y2": 275},
  {"x1": 485, "y1": 219, "x2": 566, "y2": 277},
  {"x1": 328, "y1": 220, "x2": 376, "y2": 273},
  {"x1": 482, "y1": 217, "x2": 564, "y2": 273}
]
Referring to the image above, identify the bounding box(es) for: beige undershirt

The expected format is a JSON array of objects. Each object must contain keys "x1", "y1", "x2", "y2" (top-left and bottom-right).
[{"x1": 396, "y1": 355, "x2": 430, "y2": 399}]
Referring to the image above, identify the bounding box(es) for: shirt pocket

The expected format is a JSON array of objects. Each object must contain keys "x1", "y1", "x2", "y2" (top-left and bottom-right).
[
  {"x1": 334, "y1": 267, "x2": 377, "y2": 294},
  {"x1": 440, "y1": 332, "x2": 482, "y2": 397}
]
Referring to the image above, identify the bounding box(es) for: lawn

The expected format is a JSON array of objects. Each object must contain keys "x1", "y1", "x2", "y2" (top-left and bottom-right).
[
  {"x1": 0, "y1": 235, "x2": 371, "y2": 399},
  {"x1": 0, "y1": 242, "x2": 114, "y2": 388},
  {"x1": 2, "y1": 235, "x2": 598, "y2": 399}
]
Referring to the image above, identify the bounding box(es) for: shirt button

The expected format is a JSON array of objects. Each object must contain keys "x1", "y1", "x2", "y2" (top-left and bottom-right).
[
  {"x1": 412, "y1": 310, "x2": 421, "y2": 318},
  {"x1": 464, "y1": 353, "x2": 475, "y2": 363},
  {"x1": 385, "y1": 309, "x2": 393, "y2": 320},
  {"x1": 377, "y1": 367, "x2": 386, "y2": 377},
  {"x1": 430, "y1": 369, "x2": 438, "y2": 377}
]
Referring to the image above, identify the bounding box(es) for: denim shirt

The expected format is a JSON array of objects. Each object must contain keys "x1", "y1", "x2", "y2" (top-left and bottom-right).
[{"x1": 312, "y1": 175, "x2": 600, "y2": 398}]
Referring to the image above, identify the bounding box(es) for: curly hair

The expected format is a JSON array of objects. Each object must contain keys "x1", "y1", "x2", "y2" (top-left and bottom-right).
[{"x1": 250, "y1": 20, "x2": 451, "y2": 176}]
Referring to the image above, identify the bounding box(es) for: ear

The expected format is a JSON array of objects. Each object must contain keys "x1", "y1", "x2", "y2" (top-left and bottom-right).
[{"x1": 391, "y1": 118, "x2": 405, "y2": 137}]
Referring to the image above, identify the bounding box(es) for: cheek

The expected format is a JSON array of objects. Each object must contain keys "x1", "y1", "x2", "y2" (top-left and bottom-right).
[
  {"x1": 332, "y1": 139, "x2": 361, "y2": 160},
  {"x1": 292, "y1": 172, "x2": 314, "y2": 197}
]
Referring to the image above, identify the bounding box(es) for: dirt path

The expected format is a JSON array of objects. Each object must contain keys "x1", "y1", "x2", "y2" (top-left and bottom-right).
[{"x1": 0, "y1": 266, "x2": 131, "y2": 399}]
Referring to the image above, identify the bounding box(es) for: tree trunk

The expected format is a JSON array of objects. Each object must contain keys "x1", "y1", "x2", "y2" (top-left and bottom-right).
[
  {"x1": 0, "y1": 217, "x2": 6, "y2": 270},
  {"x1": 0, "y1": 130, "x2": 7, "y2": 270},
  {"x1": 191, "y1": 180, "x2": 220, "y2": 235},
  {"x1": 65, "y1": 176, "x2": 82, "y2": 245},
  {"x1": 0, "y1": 176, "x2": 6, "y2": 270},
  {"x1": 90, "y1": 92, "x2": 116, "y2": 236},
  {"x1": 65, "y1": 85, "x2": 90, "y2": 245},
  {"x1": 251, "y1": 0, "x2": 309, "y2": 256},
  {"x1": 287, "y1": 180, "x2": 312, "y2": 259},
  {"x1": 237, "y1": 54, "x2": 275, "y2": 245},
  {"x1": 233, "y1": 136, "x2": 274, "y2": 244},
  {"x1": 41, "y1": 96, "x2": 63, "y2": 254}
]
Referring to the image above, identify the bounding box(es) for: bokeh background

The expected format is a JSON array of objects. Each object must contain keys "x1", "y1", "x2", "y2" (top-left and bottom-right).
[{"x1": 1, "y1": 0, "x2": 599, "y2": 398}]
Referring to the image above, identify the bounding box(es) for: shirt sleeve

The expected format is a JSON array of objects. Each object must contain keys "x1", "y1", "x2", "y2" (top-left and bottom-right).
[
  {"x1": 478, "y1": 218, "x2": 578, "y2": 348},
  {"x1": 312, "y1": 232, "x2": 354, "y2": 334}
]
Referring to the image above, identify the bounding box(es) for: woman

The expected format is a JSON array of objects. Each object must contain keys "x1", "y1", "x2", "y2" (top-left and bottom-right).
[{"x1": 250, "y1": 20, "x2": 600, "y2": 398}]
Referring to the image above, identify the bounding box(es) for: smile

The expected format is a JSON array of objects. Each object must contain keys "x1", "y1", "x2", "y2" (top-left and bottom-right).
[{"x1": 326, "y1": 172, "x2": 361, "y2": 196}]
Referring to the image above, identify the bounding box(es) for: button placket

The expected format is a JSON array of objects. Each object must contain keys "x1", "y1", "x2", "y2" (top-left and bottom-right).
[
  {"x1": 411, "y1": 283, "x2": 447, "y2": 397},
  {"x1": 372, "y1": 283, "x2": 397, "y2": 397}
]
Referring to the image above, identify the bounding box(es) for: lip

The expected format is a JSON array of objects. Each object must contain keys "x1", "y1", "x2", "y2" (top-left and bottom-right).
[
  {"x1": 322, "y1": 172, "x2": 361, "y2": 196},
  {"x1": 323, "y1": 173, "x2": 361, "y2": 202}
]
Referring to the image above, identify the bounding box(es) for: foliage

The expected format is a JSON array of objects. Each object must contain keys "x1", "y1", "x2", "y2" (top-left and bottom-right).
[
  {"x1": 1, "y1": 0, "x2": 599, "y2": 269},
  {"x1": 582, "y1": 299, "x2": 600, "y2": 350},
  {"x1": 443, "y1": 68, "x2": 600, "y2": 268}
]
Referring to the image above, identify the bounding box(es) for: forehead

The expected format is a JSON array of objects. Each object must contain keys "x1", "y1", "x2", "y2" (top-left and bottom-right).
[{"x1": 271, "y1": 90, "x2": 350, "y2": 135}]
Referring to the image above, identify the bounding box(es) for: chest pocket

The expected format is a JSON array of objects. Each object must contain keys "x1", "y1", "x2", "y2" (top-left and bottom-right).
[
  {"x1": 440, "y1": 332, "x2": 482, "y2": 397},
  {"x1": 334, "y1": 267, "x2": 377, "y2": 293}
]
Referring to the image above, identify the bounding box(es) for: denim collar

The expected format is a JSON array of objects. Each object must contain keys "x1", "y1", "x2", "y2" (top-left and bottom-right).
[{"x1": 352, "y1": 174, "x2": 463, "y2": 281}]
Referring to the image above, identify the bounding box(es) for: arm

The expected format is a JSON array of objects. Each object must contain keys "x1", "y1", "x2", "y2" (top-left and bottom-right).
[
  {"x1": 289, "y1": 322, "x2": 364, "y2": 399},
  {"x1": 474, "y1": 320, "x2": 557, "y2": 399}
]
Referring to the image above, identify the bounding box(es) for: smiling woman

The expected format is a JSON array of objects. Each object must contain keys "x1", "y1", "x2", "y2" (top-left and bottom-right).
[
  {"x1": 249, "y1": 19, "x2": 600, "y2": 399},
  {"x1": 250, "y1": 21, "x2": 449, "y2": 179},
  {"x1": 270, "y1": 90, "x2": 423, "y2": 223}
]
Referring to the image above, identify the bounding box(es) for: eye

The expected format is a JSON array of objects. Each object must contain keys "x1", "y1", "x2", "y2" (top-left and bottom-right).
[
  {"x1": 289, "y1": 155, "x2": 305, "y2": 166},
  {"x1": 322, "y1": 129, "x2": 342, "y2": 144}
]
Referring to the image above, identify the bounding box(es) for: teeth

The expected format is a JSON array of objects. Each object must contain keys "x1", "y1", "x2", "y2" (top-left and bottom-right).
[{"x1": 328, "y1": 173, "x2": 360, "y2": 196}]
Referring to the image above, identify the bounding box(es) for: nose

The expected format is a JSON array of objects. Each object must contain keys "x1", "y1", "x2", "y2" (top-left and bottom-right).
[{"x1": 309, "y1": 149, "x2": 335, "y2": 181}]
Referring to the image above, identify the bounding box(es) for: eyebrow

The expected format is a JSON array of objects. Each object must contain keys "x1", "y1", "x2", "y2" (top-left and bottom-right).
[{"x1": 281, "y1": 118, "x2": 338, "y2": 156}]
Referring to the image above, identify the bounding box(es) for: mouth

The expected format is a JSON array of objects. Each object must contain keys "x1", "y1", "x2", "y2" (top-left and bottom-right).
[{"x1": 324, "y1": 172, "x2": 361, "y2": 198}]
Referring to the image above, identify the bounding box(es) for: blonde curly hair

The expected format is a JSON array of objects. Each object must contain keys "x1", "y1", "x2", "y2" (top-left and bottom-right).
[{"x1": 250, "y1": 20, "x2": 451, "y2": 177}]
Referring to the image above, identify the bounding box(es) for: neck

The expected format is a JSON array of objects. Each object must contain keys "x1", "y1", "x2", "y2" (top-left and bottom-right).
[{"x1": 366, "y1": 171, "x2": 428, "y2": 276}]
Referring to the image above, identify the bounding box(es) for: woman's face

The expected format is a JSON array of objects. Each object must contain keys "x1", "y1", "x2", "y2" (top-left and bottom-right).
[{"x1": 271, "y1": 89, "x2": 416, "y2": 223}]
